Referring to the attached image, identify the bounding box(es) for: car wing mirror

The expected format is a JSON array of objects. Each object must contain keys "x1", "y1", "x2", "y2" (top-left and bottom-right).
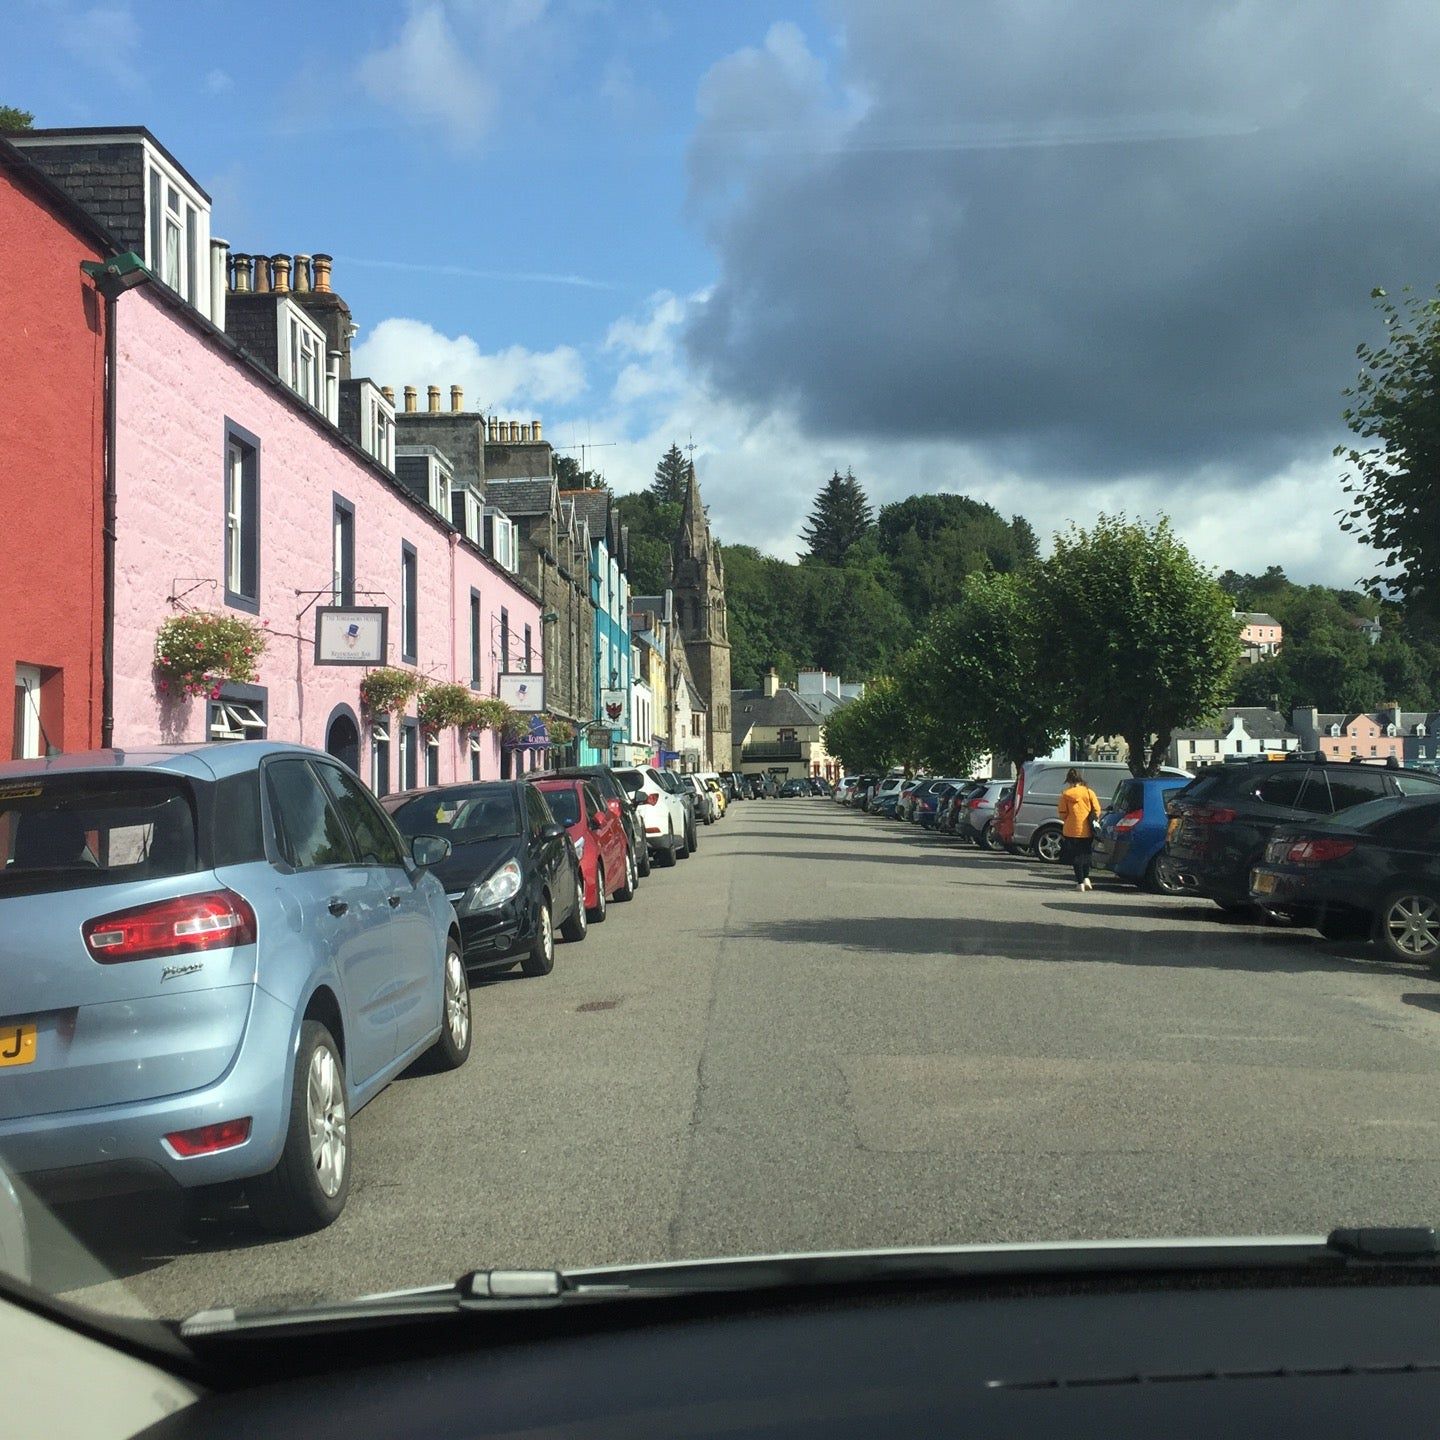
[
  {"x1": 411, "y1": 834, "x2": 452, "y2": 867},
  {"x1": 541, "y1": 823, "x2": 568, "y2": 842}
]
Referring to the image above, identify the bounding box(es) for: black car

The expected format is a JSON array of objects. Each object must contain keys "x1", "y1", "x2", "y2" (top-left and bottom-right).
[
  {"x1": 1163, "y1": 759, "x2": 1440, "y2": 911},
  {"x1": 534, "y1": 763, "x2": 651, "y2": 879},
  {"x1": 718, "y1": 771, "x2": 743, "y2": 801},
  {"x1": 383, "y1": 781, "x2": 585, "y2": 976},
  {"x1": 780, "y1": 778, "x2": 811, "y2": 797},
  {"x1": 808, "y1": 777, "x2": 832, "y2": 796},
  {"x1": 1249, "y1": 793, "x2": 1440, "y2": 962}
]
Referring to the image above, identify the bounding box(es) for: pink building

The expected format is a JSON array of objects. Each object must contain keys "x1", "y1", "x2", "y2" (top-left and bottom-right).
[
  {"x1": 110, "y1": 280, "x2": 538, "y2": 790},
  {"x1": 1314, "y1": 711, "x2": 1405, "y2": 764},
  {"x1": 1236, "y1": 611, "x2": 1282, "y2": 661}
]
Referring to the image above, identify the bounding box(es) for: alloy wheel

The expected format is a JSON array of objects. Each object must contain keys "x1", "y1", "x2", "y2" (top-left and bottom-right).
[
  {"x1": 444, "y1": 950, "x2": 470, "y2": 1052},
  {"x1": 1385, "y1": 894, "x2": 1440, "y2": 959},
  {"x1": 1035, "y1": 828, "x2": 1063, "y2": 864},
  {"x1": 306, "y1": 1043, "x2": 348, "y2": 1199}
]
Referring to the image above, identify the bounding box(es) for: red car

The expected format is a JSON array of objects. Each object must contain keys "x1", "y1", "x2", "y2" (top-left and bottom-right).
[
  {"x1": 530, "y1": 778, "x2": 633, "y2": 922},
  {"x1": 993, "y1": 787, "x2": 1017, "y2": 850}
]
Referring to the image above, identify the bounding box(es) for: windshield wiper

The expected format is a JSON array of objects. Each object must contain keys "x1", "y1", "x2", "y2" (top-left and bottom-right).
[{"x1": 178, "y1": 1229, "x2": 1440, "y2": 1339}]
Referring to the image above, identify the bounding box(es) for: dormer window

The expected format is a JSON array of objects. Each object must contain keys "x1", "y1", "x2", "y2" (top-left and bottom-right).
[
  {"x1": 278, "y1": 301, "x2": 326, "y2": 411},
  {"x1": 145, "y1": 157, "x2": 207, "y2": 307},
  {"x1": 366, "y1": 391, "x2": 394, "y2": 470},
  {"x1": 1419, "y1": 724, "x2": 1428, "y2": 738},
  {"x1": 1387, "y1": 723, "x2": 1398, "y2": 737},
  {"x1": 1329, "y1": 723, "x2": 1341, "y2": 737}
]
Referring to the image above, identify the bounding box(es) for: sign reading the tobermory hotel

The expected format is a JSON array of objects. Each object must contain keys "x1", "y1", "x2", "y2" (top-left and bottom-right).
[{"x1": 314, "y1": 607, "x2": 388, "y2": 666}]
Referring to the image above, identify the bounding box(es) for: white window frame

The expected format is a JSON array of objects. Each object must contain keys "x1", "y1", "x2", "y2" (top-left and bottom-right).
[
  {"x1": 276, "y1": 300, "x2": 326, "y2": 410},
  {"x1": 361, "y1": 383, "x2": 396, "y2": 470},
  {"x1": 140, "y1": 142, "x2": 210, "y2": 313},
  {"x1": 225, "y1": 440, "x2": 245, "y2": 595},
  {"x1": 14, "y1": 663, "x2": 42, "y2": 760},
  {"x1": 428, "y1": 459, "x2": 448, "y2": 516},
  {"x1": 464, "y1": 492, "x2": 482, "y2": 543}
]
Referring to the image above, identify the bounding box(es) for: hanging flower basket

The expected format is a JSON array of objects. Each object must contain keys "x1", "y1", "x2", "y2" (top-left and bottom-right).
[
  {"x1": 416, "y1": 682, "x2": 476, "y2": 732},
  {"x1": 359, "y1": 667, "x2": 421, "y2": 715},
  {"x1": 498, "y1": 707, "x2": 532, "y2": 740},
  {"x1": 468, "y1": 697, "x2": 511, "y2": 733},
  {"x1": 153, "y1": 612, "x2": 266, "y2": 699},
  {"x1": 546, "y1": 716, "x2": 575, "y2": 745}
]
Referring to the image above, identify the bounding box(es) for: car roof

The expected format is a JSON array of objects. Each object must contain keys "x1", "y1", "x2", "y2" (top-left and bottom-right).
[
  {"x1": 0, "y1": 739, "x2": 334, "y2": 784},
  {"x1": 381, "y1": 779, "x2": 520, "y2": 807}
]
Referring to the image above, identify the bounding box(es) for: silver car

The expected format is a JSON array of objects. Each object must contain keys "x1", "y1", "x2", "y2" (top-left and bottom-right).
[
  {"x1": 959, "y1": 779, "x2": 1013, "y2": 849},
  {"x1": 0, "y1": 742, "x2": 470, "y2": 1233}
]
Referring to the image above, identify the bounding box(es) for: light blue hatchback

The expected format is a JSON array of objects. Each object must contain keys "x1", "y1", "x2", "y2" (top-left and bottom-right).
[{"x1": 0, "y1": 741, "x2": 469, "y2": 1233}]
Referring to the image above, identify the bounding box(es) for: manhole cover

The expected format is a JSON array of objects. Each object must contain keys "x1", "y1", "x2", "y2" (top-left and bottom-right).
[{"x1": 576, "y1": 998, "x2": 621, "y2": 1013}]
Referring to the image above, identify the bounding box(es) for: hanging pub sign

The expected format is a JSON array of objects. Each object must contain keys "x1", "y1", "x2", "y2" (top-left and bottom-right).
[
  {"x1": 498, "y1": 672, "x2": 546, "y2": 712},
  {"x1": 314, "y1": 607, "x2": 388, "y2": 666},
  {"x1": 599, "y1": 689, "x2": 628, "y2": 726},
  {"x1": 587, "y1": 726, "x2": 617, "y2": 749}
]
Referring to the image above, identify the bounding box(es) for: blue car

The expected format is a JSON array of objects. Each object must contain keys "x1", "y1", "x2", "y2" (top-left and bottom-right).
[
  {"x1": 0, "y1": 741, "x2": 469, "y2": 1233},
  {"x1": 1092, "y1": 774, "x2": 1191, "y2": 893}
]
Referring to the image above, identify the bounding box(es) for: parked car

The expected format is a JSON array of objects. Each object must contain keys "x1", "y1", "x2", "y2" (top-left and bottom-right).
[
  {"x1": 538, "y1": 764, "x2": 650, "y2": 880},
  {"x1": 958, "y1": 779, "x2": 1014, "y2": 849},
  {"x1": 835, "y1": 777, "x2": 857, "y2": 804},
  {"x1": 613, "y1": 766, "x2": 690, "y2": 866},
  {"x1": 700, "y1": 774, "x2": 728, "y2": 817},
  {"x1": 718, "y1": 771, "x2": 741, "y2": 802},
  {"x1": 1166, "y1": 757, "x2": 1440, "y2": 911},
  {"x1": 0, "y1": 742, "x2": 469, "y2": 1235},
  {"x1": 530, "y1": 777, "x2": 633, "y2": 921},
  {"x1": 870, "y1": 776, "x2": 906, "y2": 813},
  {"x1": 386, "y1": 779, "x2": 587, "y2": 967},
  {"x1": 1092, "y1": 775, "x2": 1192, "y2": 892},
  {"x1": 913, "y1": 778, "x2": 965, "y2": 828},
  {"x1": 1013, "y1": 760, "x2": 1191, "y2": 862},
  {"x1": 679, "y1": 773, "x2": 717, "y2": 824},
  {"x1": 937, "y1": 780, "x2": 985, "y2": 836},
  {"x1": 1248, "y1": 793, "x2": 1440, "y2": 961},
  {"x1": 870, "y1": 790, "x2": 902, "y2": 818},
  {"x1": 994, "y1": 786, "x2": 1018, "y2": 849},
  {"x1": 780, "y1": 777, "x2": 811, "y2": 797},
  {"x1": 809, "y1": 777, "x2": 832, "y2": 796}
]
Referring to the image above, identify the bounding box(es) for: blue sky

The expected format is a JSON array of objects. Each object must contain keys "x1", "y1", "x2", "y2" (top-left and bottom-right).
[{"x1": 8, "y1": 0, "x2": 1431, "y2": 587}]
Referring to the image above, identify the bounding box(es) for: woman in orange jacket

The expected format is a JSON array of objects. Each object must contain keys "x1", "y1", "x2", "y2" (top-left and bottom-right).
[{"x1": 1057, "y1": 767, "x2": 1103, "y2": 891}]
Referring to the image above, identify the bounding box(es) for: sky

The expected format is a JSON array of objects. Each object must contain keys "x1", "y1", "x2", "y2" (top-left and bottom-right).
[{"x1": 8, "y1": 0, "x2": 1440, "y2": 588}]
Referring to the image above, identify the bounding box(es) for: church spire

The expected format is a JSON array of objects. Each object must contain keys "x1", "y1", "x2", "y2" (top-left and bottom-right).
[{"x1": 675, "y1": 460, "x2": 707, "y2": 560}]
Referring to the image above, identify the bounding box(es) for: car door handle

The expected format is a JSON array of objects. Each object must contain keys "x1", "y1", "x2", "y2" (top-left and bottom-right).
[
  {"x1": 328, "y1": 898, "x2": 349, "y2": 916},
  {"x1": 388, "y1": 894, "x2": 402, "y2": 908}
]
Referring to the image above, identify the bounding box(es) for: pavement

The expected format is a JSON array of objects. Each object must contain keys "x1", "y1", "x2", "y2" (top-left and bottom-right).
[{"x1": 39, "y1": 797, "x2": 1440, "y2": 1320}]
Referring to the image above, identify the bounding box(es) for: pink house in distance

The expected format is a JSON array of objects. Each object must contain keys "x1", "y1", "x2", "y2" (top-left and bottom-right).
[
  {"x1": 1236, "y1": 611, "x2": 1282, "y2": 662},
  {"x1": 1312, "y1": 711, "x2": 1405, "y2": 764}
]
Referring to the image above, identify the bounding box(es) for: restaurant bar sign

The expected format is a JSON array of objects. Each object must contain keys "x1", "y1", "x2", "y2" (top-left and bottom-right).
[
  {"x1": 498, "y1": 672, "x2": 545, "y2": 712},
  {"x1": 314, "y1": 606, "x2": 388, "y2": 666}
]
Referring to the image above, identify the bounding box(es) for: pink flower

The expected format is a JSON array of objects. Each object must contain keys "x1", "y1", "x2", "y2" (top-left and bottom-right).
[
  {"x1": 159, "y1": 680, "x2": 169, "y2": 692},
  {"x1": 210, "y1": 686, "x2": 222, "y2": 700}
]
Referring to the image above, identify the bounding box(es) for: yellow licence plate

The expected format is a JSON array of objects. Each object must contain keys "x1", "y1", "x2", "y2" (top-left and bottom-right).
[
  {"x1": 1167, "y1": 817, "x2": 1179, "y2": 840},
  {"x1": 0, "y1": 1023, "x2": 37, "y2": 1068},
  {"x1": 1252, "y1": 871, "x2": 1278, "y2": 896}
]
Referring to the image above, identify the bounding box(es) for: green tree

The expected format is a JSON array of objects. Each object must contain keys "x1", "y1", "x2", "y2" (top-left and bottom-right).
[
  {"x1": 554, "y1": 454, "x2": 607, "y2": 490},
  {"x1": 0, "y1": 105, "x2": 33, "y2": 132},
  {"x1": 795, "y1": 564, "x2": 911, "y2": 681},
  {"x1": 1011, "y1": 514, "x2": 1040, "y2": 562},
  {"x1": 723, "y1": 543, "x2": 803, "y2": 687},
  {"x1": 904, "y1": 570, "x2": 1064, "y2": 771},
  {"x1": 799, "y1": 469, "x2": 874, "y2": 566},
  {"x1": 824, "y1": 677, "x2": 908, "y2": 773},
  {"x1": 1032, "y1": 515, "x2": 1238, "y2": 776},
  {"x1": 650, "y1": 442, "x2": 693, "y2": 505},
  {"x1": 614, "y1": 491, "x2": 681, "y2": 593},
  {"x1": 1339, "y1": 287, "x2": 1440, "y2": 619}
]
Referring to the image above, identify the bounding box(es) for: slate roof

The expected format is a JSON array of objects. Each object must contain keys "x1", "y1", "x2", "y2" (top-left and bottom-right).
[
  {"x1": 560, "y1": 488, "x2": 612, "y2": 545},
  {"x1": 731, "y1": 686, "x2": 831, "y2": 732},
  {"x1": 485, "y1": 478, "x2": 555, "y2": 517},
  {"x1": 1173, "y1": 707, "x2": 1298, "y2": 742},
  {"x1": 1237, "y1": 612, "x2": 1281, "y2": 627}
]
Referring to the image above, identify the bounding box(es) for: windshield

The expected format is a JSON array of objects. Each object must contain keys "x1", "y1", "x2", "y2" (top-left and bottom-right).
[
  {"x1": 387, "y1": 787, "x2": 519, "y2": 842},
  {"x1": 13, "y1": 0, "x2": 1440, "y2": 1357}
]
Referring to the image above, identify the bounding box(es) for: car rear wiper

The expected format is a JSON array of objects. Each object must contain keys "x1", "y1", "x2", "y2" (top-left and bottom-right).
[{"x1": 178, "y1": 1230, "x2": 1440, "y2": 1339}]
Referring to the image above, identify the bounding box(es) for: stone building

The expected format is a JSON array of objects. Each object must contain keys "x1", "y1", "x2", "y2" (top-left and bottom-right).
[{"x1": 670, "y1": 466, "x2": 731, "y2": 770}]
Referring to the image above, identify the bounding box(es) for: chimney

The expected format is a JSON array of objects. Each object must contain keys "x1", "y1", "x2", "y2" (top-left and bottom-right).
[
  {"x1": 427, "y1": 384, "x2": 441, "y2": 414},
  {"x1": 403, "y1": 385, "x2": 418, "y2": 413},
  {"x1": 230, "y1": 252, "x2": 251, "y2": 292},
  {"x1": 312, "y1": 253, "x2": 333, "y2": 293},
  {"x1": 763, "y1": 666, "x2": 780, "y2": 699},
  {"x1": 293, "y1": 254, "x2": 312, "y2": 293},
  {"x1": 209, "y1": 238, "x2": 229, "y2": 328},
  {"x1": 508, "y1": 421, "x2": 520, "y2": 442},
  {"x1": 520, "y1": 422, "x2": 532, "y2": 442},
  {"x1": 381, "y1": 385, "x2": 395, "y2": 404},
  {"x1": 533, "y1": 419, "x2": 543, "y2": 441},
  {"x1": 253, "y1": 255, "x2": 272, "y2": 293},
  {"x1": 271, "y1": 253, "x2": 291, "y2": 294},
  {"x1": 326, "y1": 349, "x2": 342, "y2": 422},
  {"x1": 450, "y1": 384, "x2": 463, "y2": 412}
]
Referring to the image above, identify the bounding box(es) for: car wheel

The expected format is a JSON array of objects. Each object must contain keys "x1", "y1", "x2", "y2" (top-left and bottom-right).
[
  {"x1": 616, "y1": 847, "x2": 637, "y2": 901},
  {"x1": 1143, "y1": 853, "x2": 1185, "y2": 896},
  {"x1": 589, "y1": 863, "x2": 609, "y2": 923},
  {"x1": 1032, "y1": 826, "x2": 1064, "y2": 864},
  {"x1": 426, "y1": 938, "x2": 472, "y2": 1071},
  {"x1": 1377, "y1": 889, "x2": 1440, "y2": 966},
  {"x1": 249, "y1": 1020, "x2": 350, "y2": 1235},
  {"x1": 656, "y1": 826, "x2": 678, "y2": 867},
  {"x1": 678, "y1": 825, "x2": 692, "y2": 859},
  {"x1": 560, "y1": 875, "x2": 589, "y2": 942},
  {"x1": 522, "y1": 897, "x2": 557, "y2": 973},
  {"x1": 978, "y1": 821, "x2": 996, "y2": 851},
  {"x1": 636, "y1": 840, "x2": 651, "y2": 878}
]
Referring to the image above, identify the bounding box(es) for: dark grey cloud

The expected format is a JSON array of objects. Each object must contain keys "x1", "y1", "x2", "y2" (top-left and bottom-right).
[{"x1": 683, "y1": 1, "x2": 1440, "y2": 479}]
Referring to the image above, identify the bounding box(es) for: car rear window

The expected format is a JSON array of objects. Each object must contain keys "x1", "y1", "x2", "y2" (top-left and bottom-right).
[
  {"x1": 1112, "y1": 779, "x2": 1143, "y2": 811},
  {"x1": 0, "y1": 774, "x2": 199, "y2": 896},
  {"x1": 537, "y1": 785, "x2": 582, "y2": 828},
  {"x1": 615, "y1": 770, "x2": 643, "y2": 796},
  {"x1": 388, "y1": 786, "x2": 519, "y2": 841}
]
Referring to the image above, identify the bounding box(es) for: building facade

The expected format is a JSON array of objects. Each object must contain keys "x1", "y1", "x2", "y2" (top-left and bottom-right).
[
  {"x1": 1236, "y1": 611, "x2": 1283, "y2": 663},
  {"x1": 731, "y1": 667, "x2": 859, "y2": 782},
  {"x1": 1167, "y1": 708, "x2": 1301, "y2": 769},
  {"x1": 671, "y1": 467, "x2": 731, "y2": 770}
]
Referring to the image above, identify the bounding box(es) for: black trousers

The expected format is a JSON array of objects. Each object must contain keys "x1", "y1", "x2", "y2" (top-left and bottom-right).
[{"x1": 1061, "y1": 835, "x2": 1093, "y2": 883}]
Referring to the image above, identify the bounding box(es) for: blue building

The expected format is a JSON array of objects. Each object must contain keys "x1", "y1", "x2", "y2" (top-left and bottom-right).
[{"x1": 561, "y1": 488, "x2": 631, "y2": 766}]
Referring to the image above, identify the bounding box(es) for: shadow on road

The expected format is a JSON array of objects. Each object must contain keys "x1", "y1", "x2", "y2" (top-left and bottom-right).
[
  {"x1": 727, "y1": 912, "x2": 1431, "y2": 979},
  {"x1": 1402, "y1": 991, "x2": 1440, "y2": 1016}
]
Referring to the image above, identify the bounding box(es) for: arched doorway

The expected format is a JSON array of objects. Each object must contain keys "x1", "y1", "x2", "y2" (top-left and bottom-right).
[{"x1": 325, "y1": 707, "x2": 360, "y2": 775}]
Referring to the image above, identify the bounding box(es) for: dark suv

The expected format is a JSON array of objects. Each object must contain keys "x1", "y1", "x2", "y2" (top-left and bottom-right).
[
  {"x1": 532, "y1": 765, "x2": 651, "y2": 880},
  {"x1": 1164, "y1": 759, "x2": 1440, "y2": 910}
]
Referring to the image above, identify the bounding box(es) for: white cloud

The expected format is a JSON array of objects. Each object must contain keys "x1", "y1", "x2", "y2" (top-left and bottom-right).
[
  {"x1": 203, "y1": 68, "x2": 233, "y2": 95},
  {"x1": 351, "y1": 317, "x2": 586, "y2": 410}
]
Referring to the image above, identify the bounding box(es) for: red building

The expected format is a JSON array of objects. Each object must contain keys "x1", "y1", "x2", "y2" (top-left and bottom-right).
[{"x1": 0, "y1": 141, "x2": 111, "y2": 758}]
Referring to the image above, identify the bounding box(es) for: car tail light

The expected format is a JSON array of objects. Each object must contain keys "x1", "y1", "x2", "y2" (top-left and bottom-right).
[
  {"x1": 1115, "y1": 809, "x2": 1144, "y2": 831},
  {"x1": 643, "y1": 792, "x2": 660, "y2": 806},
  {"x1": 1192, "y1": 806, "x2": 1237, "y2": 825},
  {"x1": 165, "y1": 1117, "x2": 252, "y2": 1157},
  {"x1": 1285, "y1": 837, "x2": 1357, "y2": 864},
  {"x1": 968, "y1": 796, "x2": 984, "y2": 808},
  {"x1": 83, "y1": 890, "x2": 257, "y2": 964}
]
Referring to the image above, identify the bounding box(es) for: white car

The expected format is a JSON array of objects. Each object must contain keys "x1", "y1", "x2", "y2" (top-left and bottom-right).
[
  {"x1": 835, "y1": 776, "x2": 857, "y2": 804},
  {"x1": 614, "y1": 767, "x2": 690, "y2": 867},
  {"x1": 683, "y1": 774, "x2": 719, "y2": 824}
]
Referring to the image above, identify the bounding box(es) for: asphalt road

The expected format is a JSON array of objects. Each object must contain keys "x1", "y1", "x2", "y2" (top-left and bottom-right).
[{"x1": 43, "y1": 797, "x2": 1440, "y2": 1319}]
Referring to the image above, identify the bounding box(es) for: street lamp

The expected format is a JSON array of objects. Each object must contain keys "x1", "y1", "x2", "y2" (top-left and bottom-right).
[{"x1": 81, "y1": 250, "x2": 150, "y2": 300}]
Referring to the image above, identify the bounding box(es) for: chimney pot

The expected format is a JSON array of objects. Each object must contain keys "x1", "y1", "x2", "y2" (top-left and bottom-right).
[
  {"x1": 231, "y1": 253, "x2": 252, "y2": 292},
  {"x1": 533, "y1": 419, "x2": 543, "y2": 441},
  {"x1": 381, "y1": 385, "x2": 395, "y2": 403},
  {"x1": 487, "y1": 418, "x2": 499, "y2": 441},
  {"x1": 210, "y1": 238, "x2": 229, "y2": 328},
  {"x1": 509, "y1": 421, "x2": 520, "y2": 443},
  {"x1": 312, "y1": 253, "x2": 333, "y2": 292},
  {"x1": 427, "y1": 384, "x2": 441, "y2": 414},
  {"x1": 520, "y1": 422, "x2": 532, "y2": 442},
  {"x1": 403, "y1": 385, "x2": 418, "y2": 413},
  {"x1": 271, "y1": 253, "x2": 291, "y2": 294},
  {"x1": 253, "y1": 255, "x2": 272, "y2": 293},
  {"x1": 450, "y1": 384, "x2": 463, "y2": 412},
  {"x1": 293, "y1": 254, "x2": 312, "y2": 293}
]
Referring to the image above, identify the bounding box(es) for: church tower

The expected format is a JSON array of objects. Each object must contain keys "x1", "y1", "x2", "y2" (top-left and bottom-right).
[{"x1": 671, "y1": 464, "x2": 732, "y2": 769}]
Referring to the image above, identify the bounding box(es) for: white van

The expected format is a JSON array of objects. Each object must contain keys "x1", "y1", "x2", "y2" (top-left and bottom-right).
[{"x1": 1011, "y1": 759, "x2": 1190, "y2": 861}]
